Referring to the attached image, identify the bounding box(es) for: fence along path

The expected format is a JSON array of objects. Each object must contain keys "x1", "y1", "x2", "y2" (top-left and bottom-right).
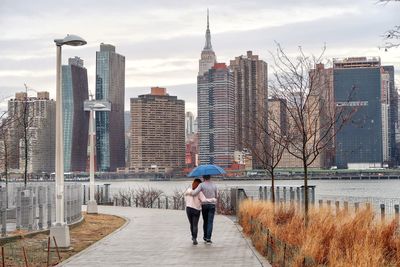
[{"x1": 60, "y1": 206, "x2": 271, "y2": 267}]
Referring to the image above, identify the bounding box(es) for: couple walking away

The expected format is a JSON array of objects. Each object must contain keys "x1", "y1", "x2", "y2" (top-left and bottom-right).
[{"x1": 184, "y1": 175, "x2": 218, "y2": 245}]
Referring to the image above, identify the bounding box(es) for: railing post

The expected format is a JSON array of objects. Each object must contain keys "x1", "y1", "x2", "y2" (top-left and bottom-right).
[
  {"x1": 264, "y1": 186, "x2": 268, "y2": 201},
  {"x1": 327, "y1": 200, "x2": 331, "y2": 210},
  {"x1": 335, "y1": 201, "x2": 340, "y2": 214},
  {"x1": 283, "y1": 187, "x2": 287, "y2": 203},
  {"x1": 289, "y1": 187, "x2": 294, "y2": 202},
  {"x1": 276, "y1": 187, "x2": 280, "y2": 203},
  {"x1": 355, "y1": 202, "x2": 359, "y2": 212},
  {"x1": 259, "y1": 186, "x2": 263, "y2": 200},
  {"x1": 344, "y1": 201, "x2": 349, "y2": 212},
  {"x1": 380, "y1": 204, "x2": 385, "y2": 222},
  {"x1": 296, "y1": 187, "x2": 301, "y2": 209},
  {"x1": 165, "y1": 196, "x2": 169, "y2": 209},
  {"x1": 318, "y1": 199, "x2": 323, "y2": 208},
  {"x1": 395, "y1": 204, "x2": 399, "y2": 224},
  {"x1": 311, "y1": 186, "x2": 316, "y2": 204}
]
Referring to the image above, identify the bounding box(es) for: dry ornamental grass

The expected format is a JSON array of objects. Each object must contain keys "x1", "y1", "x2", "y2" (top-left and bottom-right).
[{"x1": 239, "y1": 200, "x2": 400, "y2": 267}]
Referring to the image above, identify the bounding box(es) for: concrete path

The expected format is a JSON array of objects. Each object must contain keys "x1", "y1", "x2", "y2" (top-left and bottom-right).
[{"x1": 60, "y1": 206, "x2": 270, "y2": 267}]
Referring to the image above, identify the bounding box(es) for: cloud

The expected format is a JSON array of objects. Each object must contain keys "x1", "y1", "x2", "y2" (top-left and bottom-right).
[{"x1": 0, "y1": 0, "x2": 399, "y2": 116}]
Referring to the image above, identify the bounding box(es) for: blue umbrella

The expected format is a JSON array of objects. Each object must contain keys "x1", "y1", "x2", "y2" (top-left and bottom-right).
[{"x1": 188, "y1": 164, "x2": 226, "y2": 177}]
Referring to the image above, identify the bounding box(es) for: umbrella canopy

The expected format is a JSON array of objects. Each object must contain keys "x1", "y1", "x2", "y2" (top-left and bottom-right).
[{"x1": 188, "y1": 164, "x2": 226, "y2": 177}]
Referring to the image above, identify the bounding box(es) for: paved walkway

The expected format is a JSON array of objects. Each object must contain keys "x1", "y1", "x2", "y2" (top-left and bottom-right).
[{"x1": 60, "y1": 206, "x2": 270, "y2": 267}]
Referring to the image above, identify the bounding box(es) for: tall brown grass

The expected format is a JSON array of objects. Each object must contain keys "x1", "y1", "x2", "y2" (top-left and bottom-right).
[{"x1": 239, "y1": 200, "x2": 400, "y2": 267}]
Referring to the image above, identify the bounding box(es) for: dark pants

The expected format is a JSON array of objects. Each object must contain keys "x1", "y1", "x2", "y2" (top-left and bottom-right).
[
  {"x1": 186, "y1": 207, "x2": 200, "y2": 239},
  {"x1": 201, "y1": 204, "x2": 216, "y2": 240}
]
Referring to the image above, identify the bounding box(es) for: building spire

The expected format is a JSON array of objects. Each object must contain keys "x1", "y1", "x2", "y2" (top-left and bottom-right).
[
  {"x1": 207, "y1": 8, "x2": 209, "y2": 29},
  {"x1": 204, "y1": 9, "x2": 213, "y2": 51}
]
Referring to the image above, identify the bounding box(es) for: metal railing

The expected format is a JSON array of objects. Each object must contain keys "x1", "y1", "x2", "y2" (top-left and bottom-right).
[{"x1": 0, "y1": 183, "x2": 82, "y2": 236}]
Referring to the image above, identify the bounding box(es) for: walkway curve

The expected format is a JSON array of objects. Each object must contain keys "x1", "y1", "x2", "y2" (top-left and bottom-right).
[{"x1": 60, "y1": 206, "x2": 270, "y2": 267}]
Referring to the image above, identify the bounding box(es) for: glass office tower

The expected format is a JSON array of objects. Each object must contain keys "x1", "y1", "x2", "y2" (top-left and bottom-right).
[
  {"x1": 95, "y1": 43, "x2": 125, "y2": 171},
  {"x1": 62, "y1": 57, "x2": 89, "y2": 172}
]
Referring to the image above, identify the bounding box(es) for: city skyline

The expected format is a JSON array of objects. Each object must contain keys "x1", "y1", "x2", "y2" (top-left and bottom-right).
[{"x1": 0, "y1": 1, "x2": 399, "y2": 116}]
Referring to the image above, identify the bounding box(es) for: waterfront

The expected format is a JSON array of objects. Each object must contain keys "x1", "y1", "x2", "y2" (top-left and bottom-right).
[{"x1": 88, "y1": 179, "x2": 400, "y2": 199}]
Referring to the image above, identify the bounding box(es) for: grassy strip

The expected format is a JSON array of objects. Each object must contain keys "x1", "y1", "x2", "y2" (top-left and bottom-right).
[
  {"x1": 0, "y1": 213, "x2": 125, "y2": 266},
  {"x1": 239, "y1": 200, "x2": 400, "y2": 266}
]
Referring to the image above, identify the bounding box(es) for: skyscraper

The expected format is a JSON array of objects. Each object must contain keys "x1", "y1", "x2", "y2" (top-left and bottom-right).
[
  {"x1": 8, "y1": 92, "x2": 55, "y2": 173},
  {"x1": 130, "y1": 87, "x2": 185, "y2": 173},
  {"x1": 383, "y1": 65, "x2": 398, "y2": 165},
  {"x1": 185, "y1": 111, "x2": 195, "y2": 140},
  {"x1": 198, "y1": 63, "x2": 235, "y2": 168},
  {"x1": 198, "y1": 9, "x2": 217, "y2": 76},
  {"x1": 229, "y1": 51, "x2": 268, "y2": 168},
  {"x1": 333, "y1": 57, "x2": 394, "y2": 169},
  {"x1": 62, "y1": 57, "x2": 89, "y2": 172},
  {"x1": 95, "y1": 43, "x2": 125, "y2": 171}
]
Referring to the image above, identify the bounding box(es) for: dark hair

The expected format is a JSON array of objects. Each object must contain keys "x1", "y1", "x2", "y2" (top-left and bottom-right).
[
  {"x1": 192, "y1": 178, "x2": 202, "y2": 189},
  {"x1": 203, "y1": 175, "x2": 211, "y2": 180}
]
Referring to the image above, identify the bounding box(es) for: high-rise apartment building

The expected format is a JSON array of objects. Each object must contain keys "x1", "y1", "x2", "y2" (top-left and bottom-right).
[
  {"x1": 95, "y1": 43, "x2": 125, "y2": 171},
  {"x1": 62, "y1": 57, "x2": 89, "y2": 172},
  {"x1": 198, "y1": 10, "x2": 217, "y2": 76},
  {"x1": 333, "y1": 57, "x2": 395, "y2": 169},
  {"x1": 197, "y1": 63, "x2": 235, "y2": 168},
  {"x1": 130, "y1": 87, "x2": 185, "y2": 173},
  {"x1": 229, "y1": 51, "x2": 268, "y2": 168},
  {"x1": 185, "y1": 111, "x2": 195, "y2": 140},
  {"x1": 8, "y1": 92, "x2": 55, "y2": 173}
]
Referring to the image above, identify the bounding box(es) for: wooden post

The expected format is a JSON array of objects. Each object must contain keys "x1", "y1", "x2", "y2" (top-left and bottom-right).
[
  {"x1": 380, "y1": 204, "x2": 385, "y2": 222},
  {"x1": 318, "y1": 199, "x2": 323, "y2": 208},
  {"x1": 327, "y1": 200, "x2": 331, "y2": 210},
  {"x1": 344, "y1": 201, "x2": 349, "y2": 212},
  {"x1": 335, "y1": 201, "x2": 340, "y2": 214},
  {"x1": 283, "y1": 187, "x2": 287, "y2": 203},
  {"x1": 395, "y1": 204, "x2": 399, "y2": 224},
  {"x1": 355, "y1": 202, "x2": 359, "y2": 212}
]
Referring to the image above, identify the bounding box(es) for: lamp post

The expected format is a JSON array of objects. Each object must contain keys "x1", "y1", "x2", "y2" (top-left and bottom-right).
[
  {"x1": 86, "y1": 102, "x2": 108, "y2": 213},
  {"x1": 50, "y1": 34, "x2": 86, "y2": 248}
]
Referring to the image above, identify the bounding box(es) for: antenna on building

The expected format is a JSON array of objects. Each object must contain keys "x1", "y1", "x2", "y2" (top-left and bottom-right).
[{"x1": 89, "y1": 90, "x2": 94, "y2": 100}]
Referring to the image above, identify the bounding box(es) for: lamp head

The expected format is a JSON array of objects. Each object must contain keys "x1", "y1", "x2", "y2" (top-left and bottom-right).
[{"x1": 54, "y1": 34, "x2": 87, "y2": 46}]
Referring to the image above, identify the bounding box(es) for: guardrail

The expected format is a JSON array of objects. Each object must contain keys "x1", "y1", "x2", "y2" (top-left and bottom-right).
[{"x1": 0, "y1": 183, "x2": 82, "y2": 236}]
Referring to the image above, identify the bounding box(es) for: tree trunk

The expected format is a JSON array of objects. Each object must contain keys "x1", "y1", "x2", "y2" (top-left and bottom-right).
[
  {"x1": 271, "y1": 172, "x2": 275, "y2": 203},
  {"x1": 24, "y1": 131, "x2": 28, "y2": 188},
  {"x1": 4, "y1": 142, "x2": 8, "y2": 209},
  {"x1": 303, "y1": 160, "x2": 309, "y2": 226}
]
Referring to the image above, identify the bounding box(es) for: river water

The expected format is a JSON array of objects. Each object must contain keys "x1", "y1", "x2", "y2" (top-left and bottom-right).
[{"x1": 90, "y1": 179, "x2": 400, "y2": 199}]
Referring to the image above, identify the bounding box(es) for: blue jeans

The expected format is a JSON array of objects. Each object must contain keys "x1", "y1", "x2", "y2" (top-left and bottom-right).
[{"x1": 201, "y1": 204, "x2": 215, "y2": 240}]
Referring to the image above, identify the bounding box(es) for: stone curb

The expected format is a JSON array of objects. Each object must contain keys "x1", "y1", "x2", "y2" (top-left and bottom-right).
[{"x1": 0, "y1": 216, "x2": 85, "y2": 246}]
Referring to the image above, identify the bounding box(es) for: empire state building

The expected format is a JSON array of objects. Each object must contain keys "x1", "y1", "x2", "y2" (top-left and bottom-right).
[{"x1": 198, "y1": 9, "x2": 217, "y2": 76}]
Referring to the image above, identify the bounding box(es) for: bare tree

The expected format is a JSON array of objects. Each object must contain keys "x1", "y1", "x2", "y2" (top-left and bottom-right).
[
  {"x1": 269, "y1": 44, "x2": 357, "y2": 223},
  {"x1": 247, "y1": 102, "x2": 287, "y2": 203},
  {"x1": 378, "y1": 0, "x2": 400, "y2": 50},
  {"x1": 8, "y1": 90, "x2": 36, "y2": 188}
]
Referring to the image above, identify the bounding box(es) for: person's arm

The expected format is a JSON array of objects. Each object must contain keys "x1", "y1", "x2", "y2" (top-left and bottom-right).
[
  {"x1": 190, "y1": 183, "x2": 202, "y2": 196},
  {"x1": 184, "y1": 188, "x2": 192, "y2": 196},
  {"x1": 198, "y1": 191, "x2": 216, "y2": 203}
]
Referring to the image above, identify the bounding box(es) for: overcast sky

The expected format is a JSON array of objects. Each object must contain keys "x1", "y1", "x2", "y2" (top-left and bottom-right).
[{"x1": 0, "y1": 0, "x2": 399, "y2": 115}]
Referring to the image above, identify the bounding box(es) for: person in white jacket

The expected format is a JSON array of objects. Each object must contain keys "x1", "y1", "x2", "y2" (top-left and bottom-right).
[{"x1": 184, "y1": 178, "x2": 216, "y2": 245}]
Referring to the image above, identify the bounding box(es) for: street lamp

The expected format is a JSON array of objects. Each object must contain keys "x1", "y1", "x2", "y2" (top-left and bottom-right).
[
  {"x1": 50, "y1": 34, "x2": 86, "y2": 249},
  {"x1": 84, "y1": 101, "x2": 109, "y2": 214}
]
